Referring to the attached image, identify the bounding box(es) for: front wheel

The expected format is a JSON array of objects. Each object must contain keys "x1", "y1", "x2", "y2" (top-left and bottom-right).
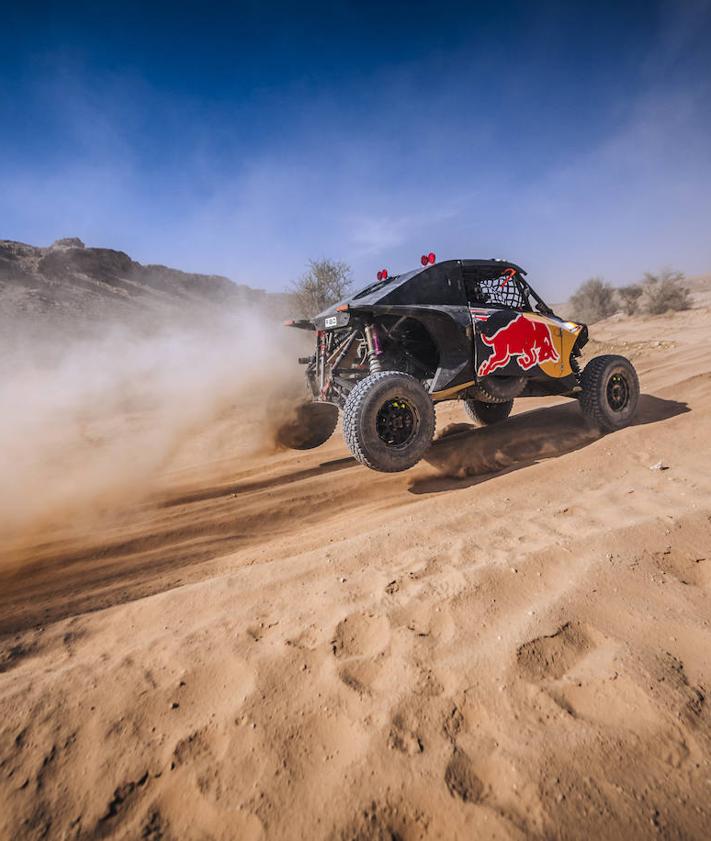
[
  {"x1": 579, "y1": 354, "x2": 639, "y2": 431},
  {"x1": 464, "y1": 398, "x2": 513, "y2": 426},
  {"x1": 343, "y1": 371, "x2": 435, "y2": 472}
]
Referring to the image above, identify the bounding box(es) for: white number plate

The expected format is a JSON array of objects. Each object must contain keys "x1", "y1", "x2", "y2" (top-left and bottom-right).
[{"x1": 324, "y1": 316, "x2": 337, "y2": 328}]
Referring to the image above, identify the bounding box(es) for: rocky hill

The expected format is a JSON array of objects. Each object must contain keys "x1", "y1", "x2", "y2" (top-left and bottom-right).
[{"x1": 0, "y1": 237, "x2": 291, "y2": 339}]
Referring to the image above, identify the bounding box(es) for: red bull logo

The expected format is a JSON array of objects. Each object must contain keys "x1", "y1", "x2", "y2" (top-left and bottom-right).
[{"x1": 478, "y1": 314, "x2": 559, "y2": 377}]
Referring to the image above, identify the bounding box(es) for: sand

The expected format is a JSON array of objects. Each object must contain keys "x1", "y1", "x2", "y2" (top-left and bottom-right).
[{"x1": 1, "y1": 299, "x2": 710, "y2": 840}]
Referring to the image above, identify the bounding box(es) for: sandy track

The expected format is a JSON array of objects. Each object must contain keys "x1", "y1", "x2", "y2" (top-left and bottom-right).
[{"x1": 1, "y1": 306, "x2": 711, "y2": 840}]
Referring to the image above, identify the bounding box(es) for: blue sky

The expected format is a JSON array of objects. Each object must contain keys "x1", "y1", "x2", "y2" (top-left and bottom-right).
[{"x1": 1, "y1": 0, "x2": 710, "y2": 298}]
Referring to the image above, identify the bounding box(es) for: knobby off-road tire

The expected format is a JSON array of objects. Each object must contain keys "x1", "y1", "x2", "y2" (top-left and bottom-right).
[
  {"x1": 470, "y1": 375, "x2": 526, "y2": 403},
  {"x1": 343, "y1": 371, "x2": 436, "y2": 472},
  {"x1": 276, "y1": 401, "x2": 339, "y2": 450},
  {"x1": 579, "y1": 354, "x2": 639, "y2": 431},
  {"x1": 464, "y1": 398, "x2": 514, "y2": 426}
]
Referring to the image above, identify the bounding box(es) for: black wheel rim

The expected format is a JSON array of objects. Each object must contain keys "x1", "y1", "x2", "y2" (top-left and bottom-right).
[
  {"x1": 376, "y1": 397, "x2": 417, "y2": 447},
  {"x1": 606, "y1": 372, "x2": 630, "y2": 412}
]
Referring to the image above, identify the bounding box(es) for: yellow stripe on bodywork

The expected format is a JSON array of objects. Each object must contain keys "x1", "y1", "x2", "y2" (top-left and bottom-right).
[{"x1": 431, "y1": 380, "x2": 475, "y2": 401}]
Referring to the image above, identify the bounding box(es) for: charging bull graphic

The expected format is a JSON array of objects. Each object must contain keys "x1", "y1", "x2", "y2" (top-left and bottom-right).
[{"x1": 478, "y1": 314, "x2": 559, "y2": 377}]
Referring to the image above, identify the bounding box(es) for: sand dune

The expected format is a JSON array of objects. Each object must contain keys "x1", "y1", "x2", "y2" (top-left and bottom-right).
[{"x1": 1, "y1": 300, "x2": 711, "y2": 840}]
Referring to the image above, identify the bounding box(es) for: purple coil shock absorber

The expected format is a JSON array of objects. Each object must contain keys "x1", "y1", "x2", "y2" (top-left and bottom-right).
[{"x1": 365, "y1": 324, "x2": 383, "y2": 373}]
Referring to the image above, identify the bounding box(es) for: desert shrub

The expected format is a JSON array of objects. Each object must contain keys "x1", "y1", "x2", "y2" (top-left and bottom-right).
[
  {"x1": 617, "y1": 284, "x2": 643, "y2": 316},
  {"x1": 641, "y1": 270, "x2": 691, "y2": 315},
  {"x1": 291, "y1": 259, "x2": 352, "y2": 317},
  {"x1": 569, "y1": 277, "x2": 617, "y2": 324}
]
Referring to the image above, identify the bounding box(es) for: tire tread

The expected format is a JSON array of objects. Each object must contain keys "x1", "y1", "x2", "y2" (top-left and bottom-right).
[
  {"x1": 579, "y1": 354, "x2": 639, "y2": 431},
  {"x1": 343, "y1": 371, "x2": 435, "y2": 471},
  {"x1": 464, "y1": 398, "x2": 513, "y2": 425}
]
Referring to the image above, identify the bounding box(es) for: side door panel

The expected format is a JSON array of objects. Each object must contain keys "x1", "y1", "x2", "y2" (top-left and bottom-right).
[{"x1": 472, "y1": 307, "x2": 568, "y2": 379}]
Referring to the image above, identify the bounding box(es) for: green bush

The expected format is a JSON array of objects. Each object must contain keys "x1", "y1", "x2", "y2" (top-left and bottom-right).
[
  {"x1": 569, "y1": 277, "x2": 617, "y2": 324},
  {"x1": 617, "y1": 284, "x2": 643, "y2": 316},
  {"x1": 641, "y1": 270, "x2": 691, "y2": 315}
]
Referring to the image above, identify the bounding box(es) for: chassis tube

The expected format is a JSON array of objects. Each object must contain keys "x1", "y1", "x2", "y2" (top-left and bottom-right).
[
  {"x1": 327, "y1": 331, "x2": 356, "y2": 368},
  {"x1": 320, "y1": 331, "x2": 357, "y2": 401}
]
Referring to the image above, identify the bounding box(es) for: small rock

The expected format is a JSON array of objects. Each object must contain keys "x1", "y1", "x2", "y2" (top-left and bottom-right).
[
  {"x1": 170, "y1": 702, "x2": 180, "y2": 710},
  {"x1": 650, "y1": 462, "x2": 669, "y2": 471}
]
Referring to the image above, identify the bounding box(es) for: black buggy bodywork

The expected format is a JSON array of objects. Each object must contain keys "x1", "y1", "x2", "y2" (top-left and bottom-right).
[{"x1": 284, "y1": 258, "x2": 639, "y2": 472}]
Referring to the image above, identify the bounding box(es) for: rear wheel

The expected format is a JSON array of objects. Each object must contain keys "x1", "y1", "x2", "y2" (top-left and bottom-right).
[
  {"x1": 464, "y1": 398, "x2": 513, "y2": 426},
  {"x1": 579, "y1": 354, "x2": 639, "y2": 431},
  {"x1": 275, "y1": 401, "x2": 339, "y2": 450},
  {"x1": 343, "y1": 371, "x2": 435, "y2": 472}
]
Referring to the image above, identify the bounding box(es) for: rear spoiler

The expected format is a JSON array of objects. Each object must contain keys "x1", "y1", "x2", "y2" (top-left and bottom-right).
[{"x1": 283, "y1": 319, "x2": 315, "y2": 330}]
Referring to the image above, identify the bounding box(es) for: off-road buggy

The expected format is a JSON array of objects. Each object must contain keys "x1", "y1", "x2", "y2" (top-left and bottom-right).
[{"x1": 283, "y1": 255, "x2": 639, "y2": 472}]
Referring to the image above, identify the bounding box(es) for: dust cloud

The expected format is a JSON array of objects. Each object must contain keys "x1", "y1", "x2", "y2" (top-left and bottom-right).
[{"x1": 0, "y1": 310, "x2": 306, "y2": 548}]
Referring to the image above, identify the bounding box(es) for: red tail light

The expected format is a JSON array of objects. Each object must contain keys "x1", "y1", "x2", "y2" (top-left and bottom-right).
[
  {"x1": 377, "y1": 270, "x2": 383, "y2": 280},
  {"x1": 381, "y1": 268, "x2": 388, "y2": 279},
  {"x1": 420, "y1": 252, "x2": 436, "y2": 266},
  {"x1": 420, "y1": 255, "x2": 428, "y2": 266}
]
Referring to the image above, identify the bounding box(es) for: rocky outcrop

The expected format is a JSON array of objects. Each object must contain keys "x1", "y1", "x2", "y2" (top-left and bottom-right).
[{"x1": 0, "y1": 238, "x2": 290, "y2": 337}]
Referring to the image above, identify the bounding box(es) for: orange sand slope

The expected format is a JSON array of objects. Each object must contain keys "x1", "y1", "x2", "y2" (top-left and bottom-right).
[{"x1": 1, "y1": 300, "x2": 711, "y2": 840}]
